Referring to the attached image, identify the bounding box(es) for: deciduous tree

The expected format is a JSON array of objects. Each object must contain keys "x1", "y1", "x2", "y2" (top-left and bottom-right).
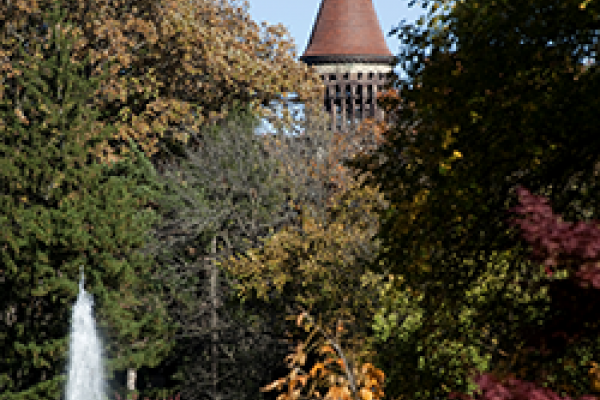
[
  {"x1": 0, "y1": 0, "x2": 327, "y2": 167},
  {"x1": 122, "y1": 103, "x2": 307, "y2": 400},
  {"x1": 216, "y1": 108, "x2": 393, "y2": 400},
  {"x1": 345, "y1": 0, "x2": 600, "y2": 399}
]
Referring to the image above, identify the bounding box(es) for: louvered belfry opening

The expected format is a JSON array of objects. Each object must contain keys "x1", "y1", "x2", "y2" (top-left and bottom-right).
[{"x1": 300, "y1": 0, "x2": 397, "y2": 133}]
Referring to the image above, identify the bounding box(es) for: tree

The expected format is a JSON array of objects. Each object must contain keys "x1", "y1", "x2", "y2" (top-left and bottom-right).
[
  {"x1": 129, "y1": 86, "x2": 396, "y2": 400},
  {"x1": 256, "y1": 90, "x2": 392, "y2": 231},
  {"x1": 119, "y1": 102, "x2": 308, "y2": 400},
  {"x1": 351, "y1": 0, "x2": 600, "y2": 273},
  {"x1": 446, "y1": 187, "x2": 600, "y2": 400},
  {"x1": 0, "y1": 2, "x2": 408, "y2": 399},
  {"x1": 344, "y1": 0, "x2": 600, "y2": 399},
  {"x1": 0, "y1": 1, "x2": 356, "y2": 396},
  {"x1": 0, "y1": 5, "x2": 177, "y2": 399},
  {"x1": 0, "y1": 0, "x2": 328, "y2": 168},
  {"x1": 207, "y1": 106, "x2": 395, "y2": 400},
  {"x1": 217, "y1": 177, "x2": 391, "y2": 400}
]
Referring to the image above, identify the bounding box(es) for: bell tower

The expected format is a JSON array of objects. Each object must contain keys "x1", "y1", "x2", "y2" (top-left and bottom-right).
[{"x1": 300, "y1": 0, "x2": 396, "y2": 133}]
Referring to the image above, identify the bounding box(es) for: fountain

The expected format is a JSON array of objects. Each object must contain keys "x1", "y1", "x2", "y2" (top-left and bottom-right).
[{"x1": 64, "y1": 265, "x2": 107, "y2": 400}]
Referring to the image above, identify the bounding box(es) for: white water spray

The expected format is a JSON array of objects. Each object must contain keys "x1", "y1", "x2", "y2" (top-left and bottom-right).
[{"x1": 65, "y1": 265, "x2": 106, "y2": 400}]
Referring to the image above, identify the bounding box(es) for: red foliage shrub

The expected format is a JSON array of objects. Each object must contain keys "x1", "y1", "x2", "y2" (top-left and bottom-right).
[
  {"x1": 448, "y1": 372, "x2": 597, "y2": 400},
  {"x1": 507, "y1": 185, "x2": 600, "y2": 288}
]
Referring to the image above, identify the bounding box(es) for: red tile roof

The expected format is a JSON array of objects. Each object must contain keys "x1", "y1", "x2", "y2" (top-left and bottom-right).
[{"x1": 301, "y1": 0, "x2": 394, "y2": 60}]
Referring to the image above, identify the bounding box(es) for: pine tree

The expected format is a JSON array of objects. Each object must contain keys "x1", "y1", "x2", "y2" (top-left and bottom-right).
[{"x1": 0, "y1": 3, "x2": 177, "y2": 400}]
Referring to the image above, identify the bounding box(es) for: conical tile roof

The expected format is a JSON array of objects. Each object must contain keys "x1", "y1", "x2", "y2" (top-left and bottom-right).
[{"x1": 300, "y1": 0, "x2": 395, "y2": 65}]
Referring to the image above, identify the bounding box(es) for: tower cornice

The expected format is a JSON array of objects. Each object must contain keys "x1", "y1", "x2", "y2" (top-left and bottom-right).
[{"x1": 301, "y1": 54, "x2": 397, "y2": 65}]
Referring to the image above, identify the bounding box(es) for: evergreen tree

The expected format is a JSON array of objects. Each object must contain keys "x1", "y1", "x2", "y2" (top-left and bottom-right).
[{"x1": 0, "y1": 4, "x2": 177, "y2": 400}]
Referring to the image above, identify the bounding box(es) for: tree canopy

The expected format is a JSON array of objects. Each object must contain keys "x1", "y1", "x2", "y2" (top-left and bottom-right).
[
  {"x1": 0, "y1": 5, "x2": 177, "y2": 399},
  {"x1": 0, "y1": 0, "x2": 327, "y2": 167},
  {"x1": 345, "y1": 0, "x2": 600, "y2": 399}
]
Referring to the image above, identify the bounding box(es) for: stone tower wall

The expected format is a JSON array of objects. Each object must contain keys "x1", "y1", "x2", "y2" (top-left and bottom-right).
[{"x1": 311, "y1": 63, "x2": 393, "y2": 132}]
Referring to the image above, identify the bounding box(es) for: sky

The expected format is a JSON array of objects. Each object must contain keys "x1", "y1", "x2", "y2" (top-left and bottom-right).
[{"x1": 242, "y1": 0, "x2": 434, "y2": 136}]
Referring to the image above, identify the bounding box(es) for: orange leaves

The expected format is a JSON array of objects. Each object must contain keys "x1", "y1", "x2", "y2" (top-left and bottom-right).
[
  {"x1": 260, "y1": 377, "x2": 287, "y2": 392},
  {"x1": 359, "y1": 387, "x2": 374, "y2": 400},
  {"x1": 297, "y1": 311, "x2": 308, "y2": 327},
  {"x1": 261, "y1": 306, "x2": 386, "y2": 400},
  {"x1": 337, "y1": 321, "x2": 346, "y2": 335},
  {"x1": 325, "y1": 386, "x2": 352, "y2": 400},
  {"x1": 14, "y1": 108, "x2": 29, "y2": 126},
  {"x1": 589, "y1": 362, "x2": 600, "y2": 392},
  {"x1": 359, "y1": 363, "x2": 386, "y2": 399},
  {"x1": 310, "y1": 361, "x2": 331, "y2": 380}
]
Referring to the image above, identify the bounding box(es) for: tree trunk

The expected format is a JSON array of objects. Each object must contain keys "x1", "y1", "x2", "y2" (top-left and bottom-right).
[{"x1": 210, "y1": 235, "x2": 222, "y2": 400}]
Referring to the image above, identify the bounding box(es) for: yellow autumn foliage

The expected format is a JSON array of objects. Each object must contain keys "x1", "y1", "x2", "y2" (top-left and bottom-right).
[{"x1": 1, "y1": 0, "x2": 327, "y2": 166}]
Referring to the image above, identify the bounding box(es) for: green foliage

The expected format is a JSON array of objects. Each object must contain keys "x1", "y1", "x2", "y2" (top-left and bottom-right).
[
  {"x1": 140, "y1": 99, "x2": 296, "y2": 261},
  {"x1": 0, "y1": 3, "x2": 177, "y2": 399},
  {"x1": 370, "y1": 248, "x2": 554, "y2": 400},
  {"x1": 353, "y1": 0, "x2": 600, "y2": 276},
  {"x1": 218, "y1": 178, "x2": 388, "y2": 324},
  {"x1": 216, "y1": 172, "x2": 393, "y2": 400},
  {"x1": 343, "y1": 0, "x2": 600, "y2": 399}
]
